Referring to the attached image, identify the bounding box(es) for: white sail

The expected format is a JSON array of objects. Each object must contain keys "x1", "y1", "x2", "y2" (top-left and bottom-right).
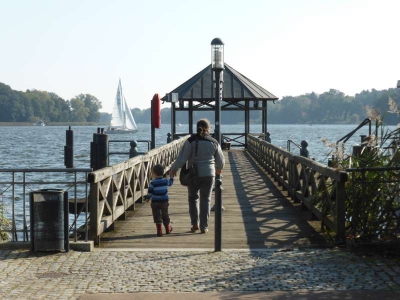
[
  {"x1": 105, "y1": 79, "x2": 138, "y2": 134},
  {"x1": 123, "y1": 95, "x2": 137, "y2": 130}
]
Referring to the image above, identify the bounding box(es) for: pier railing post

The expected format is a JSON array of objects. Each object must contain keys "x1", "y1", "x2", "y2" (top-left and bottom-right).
[
  {"x1": 288, "y1": 160, "x2": 293, "y2": 199},
  {"x1": 89, "y1": 182, "x2": 100, "y2": 245},
  {"x1": 214, "y1": 174, "x2": 222, "y2": 252},
  {"x1": 64, "y1": 126, "x2": 74, "y2": 168}
]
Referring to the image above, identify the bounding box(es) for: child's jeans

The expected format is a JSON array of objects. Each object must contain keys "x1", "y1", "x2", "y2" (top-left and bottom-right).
[{"x1": 151, "y1": 201, "x2": 170, "y2": 225}]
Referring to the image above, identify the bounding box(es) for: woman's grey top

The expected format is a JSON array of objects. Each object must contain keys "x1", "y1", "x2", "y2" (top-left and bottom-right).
[{"x1": 171, "y1": 134, "x2": 225, "y2": 177}]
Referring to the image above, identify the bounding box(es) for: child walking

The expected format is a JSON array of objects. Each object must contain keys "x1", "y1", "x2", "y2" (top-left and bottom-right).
[{"x1": 145, "y1": 164, "x2": 174, "y2": 237}]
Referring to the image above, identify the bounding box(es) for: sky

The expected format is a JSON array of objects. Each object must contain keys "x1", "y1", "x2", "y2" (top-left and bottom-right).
[{"x1": 1, "y1": 0, "x2": 399, "y2": 112}]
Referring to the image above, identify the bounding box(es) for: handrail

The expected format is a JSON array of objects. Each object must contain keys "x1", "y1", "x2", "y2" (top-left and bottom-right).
[
  {"x1": 87, "y1": 136, "x2": 189, "y2": 244},
  {"x1": 287, "y1": 139, "x2": 301, "y2": 153},
  {"x1": 346, "y1": 166, "x2": 400, "y2": 172},
  {"x1": 109, "y1": 139, "x2": 151, "y2": 156},
  {"x1": 247, "y1": 134, "x2": 348, "y2": 243},
  {"x1": 0, "y1": 168, "x2": 92, "y2": 243},
  {"x1": 336, "y1": 118, "x2": 372, "y2": 144}
]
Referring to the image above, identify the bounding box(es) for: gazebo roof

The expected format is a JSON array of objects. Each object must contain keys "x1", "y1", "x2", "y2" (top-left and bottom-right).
[{"x1": 162, "y1": 63, "x2": 278, "y2": 102}]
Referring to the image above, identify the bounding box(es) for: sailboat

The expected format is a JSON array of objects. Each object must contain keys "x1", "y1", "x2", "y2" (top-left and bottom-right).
[
  {"x1": 33, "y1": 120, "x2": 46, "y2": 126},
  {"x1": 105, "y1": 79, "x2": 138, "y2": 134}
]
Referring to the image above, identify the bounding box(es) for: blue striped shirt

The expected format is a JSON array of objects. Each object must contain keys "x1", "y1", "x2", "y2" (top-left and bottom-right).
[{"x1": 146, "y1": 177, "x2": 174, "y2": 202}]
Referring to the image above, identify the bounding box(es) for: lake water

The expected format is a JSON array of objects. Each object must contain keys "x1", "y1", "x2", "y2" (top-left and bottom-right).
[
  {"x1": 0, "y1": 123, "x2": 393, "y2": 168},
  {"x1": 0, "y1": 123, "x2": 396, "y2": 240}
]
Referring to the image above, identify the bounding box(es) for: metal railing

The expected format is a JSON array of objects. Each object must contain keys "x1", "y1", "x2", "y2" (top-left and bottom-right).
[
  {"x1": 287, "y1": 139, "x2": 301, "y2": 152},
  {"x1": 0, "y1": 168, "x2": 92, "y2": 242},
  {"x1": 109, "y1": 139, "x2": 151, "y2": 155},
  {"x1": 336, "y1": 118, "x2": 372, "y2": 144},
  {"x1": 174, "y1": 133, "x2": 266, "y2": 148}
]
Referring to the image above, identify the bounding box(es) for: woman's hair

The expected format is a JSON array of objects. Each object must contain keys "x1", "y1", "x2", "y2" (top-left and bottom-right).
[{"x1": 196, "y1": 119, "x2": 211, "y2": 137}]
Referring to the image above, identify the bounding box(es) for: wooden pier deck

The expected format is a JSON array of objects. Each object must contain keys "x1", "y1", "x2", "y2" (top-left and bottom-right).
[{"x1": 98, "y1": 150, "x2": 331, "y2": 249}]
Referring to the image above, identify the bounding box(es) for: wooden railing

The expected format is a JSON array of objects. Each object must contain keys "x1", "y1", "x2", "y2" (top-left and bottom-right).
[
  {"x1": 247, "y1": 134, "x2": 348, "y2": 243},
  {"x1": 87, "y1": 136, "x2": 188, "y2": 244}
]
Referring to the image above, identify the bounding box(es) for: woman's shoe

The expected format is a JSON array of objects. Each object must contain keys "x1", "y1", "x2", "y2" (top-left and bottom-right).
[{"x1": 190, "y1": 225, "x2": 199, "y2": 232}]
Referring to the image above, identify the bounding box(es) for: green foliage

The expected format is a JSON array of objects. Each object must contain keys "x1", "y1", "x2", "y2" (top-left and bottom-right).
[
  {"x1": 268, "y1": 88, "x2": 400, "y2": 125},
  {"x1": 0, "y1": 83, "x2": 102, "y2": 123},
  {"x1": 1, "y1": 81, "x2": 400, "y2": 125},
  {"x1": 345, "y1": 135, "x2": 400, "y2": 243},
  {"x1": 322, "y1": 114, "x2": 400, "y2": 244}
]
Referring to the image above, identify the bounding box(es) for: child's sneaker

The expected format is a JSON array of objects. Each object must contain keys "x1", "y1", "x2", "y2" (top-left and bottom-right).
[
  {"x1": 165, "y1": 225, "x2": 173, "y2": 234},
  {"x1": 156, "y1": 224, "x2": 163, "y2": 237}
]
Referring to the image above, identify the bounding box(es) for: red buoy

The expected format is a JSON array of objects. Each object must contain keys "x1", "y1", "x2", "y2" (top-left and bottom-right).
[{"x1": 151, "y1": 93, "x2": 161, "y2": 128}]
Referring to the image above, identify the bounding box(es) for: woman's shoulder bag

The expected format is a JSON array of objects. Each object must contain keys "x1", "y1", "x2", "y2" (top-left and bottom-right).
[{"x1": 179, "y1": 137, "x2": 198, "y2": 186}]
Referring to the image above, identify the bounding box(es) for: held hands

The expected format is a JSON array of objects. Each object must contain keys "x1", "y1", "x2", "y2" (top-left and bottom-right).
[{"x1": 216, "y1": 169, "x2": 222, "y2": 175}]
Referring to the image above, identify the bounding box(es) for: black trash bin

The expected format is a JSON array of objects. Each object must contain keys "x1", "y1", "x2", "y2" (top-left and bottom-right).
[{"x1": 30, "y1": 189, "x2": 69, "y2": 252}]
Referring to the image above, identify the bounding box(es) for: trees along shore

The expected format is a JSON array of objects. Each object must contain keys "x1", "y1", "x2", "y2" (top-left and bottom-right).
[{"x1": 1, "y1": 81, "x2": 400, "y2": 125}]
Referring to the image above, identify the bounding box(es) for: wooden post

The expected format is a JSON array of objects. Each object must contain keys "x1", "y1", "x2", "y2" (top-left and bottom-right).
[
  {"x1": 293, "y1": 162, "x2": 299, "y2": 199},
  {"x1": 89, "y1": 182, "x2": 100, "y2": 245},
  {"x1": 189, "y1": 100, "x2": 193, "y2": 135},
  {"x1": 262, "y1": 100, "x2": 267, "y2": 138},
  {"x1": 90, "y1": 128, "x2": 109, "y2": 171},
  {"x1": 64, "y1": 126, "x2": 74, "y2": 168},
  {"x1": 288, "y1": 161, "x2": 293, "y2": 198},
  {"x1": 172, "y1": 102, "x2": 176, "y2": 140},
  {"x1": 245, "y1": 101, "x2": 249, "y2": 148},
  {"x1": 139, "y1": 157, "x2": 145, "y2": 203}
]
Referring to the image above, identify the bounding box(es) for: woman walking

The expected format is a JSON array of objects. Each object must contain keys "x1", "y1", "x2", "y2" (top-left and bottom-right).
[{"x1": 170, "y1": 119, "x2": 225, "y2": 233}]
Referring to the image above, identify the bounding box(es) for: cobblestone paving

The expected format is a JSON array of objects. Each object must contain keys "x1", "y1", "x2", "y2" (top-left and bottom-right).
[{"x1": 0, "y1": 248, "x2": 400, "y2": 299}]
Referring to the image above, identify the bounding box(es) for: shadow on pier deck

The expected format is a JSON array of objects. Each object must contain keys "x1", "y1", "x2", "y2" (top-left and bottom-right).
[{"x1": 98, "y1": 150, "x2": 332, "y2": 249}]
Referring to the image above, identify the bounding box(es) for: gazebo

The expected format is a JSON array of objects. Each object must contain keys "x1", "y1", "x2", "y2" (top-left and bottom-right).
[{"x1": 162, "y1": 63, "x2": 278, "y2": 148}]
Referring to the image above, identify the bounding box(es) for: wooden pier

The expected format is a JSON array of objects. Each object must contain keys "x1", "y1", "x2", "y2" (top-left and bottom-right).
[{"x1": 98, "y1": 150, "x2": 330, "y2": 249}]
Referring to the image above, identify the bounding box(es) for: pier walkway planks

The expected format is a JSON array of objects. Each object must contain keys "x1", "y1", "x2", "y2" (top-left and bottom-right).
[{"x1": 98, "y1": 150, "x2": 330, "y2": 249}]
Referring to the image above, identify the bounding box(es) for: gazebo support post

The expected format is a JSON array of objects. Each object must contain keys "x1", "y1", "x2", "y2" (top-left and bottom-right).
[
  {"x1": 245, "y1": 101, "x2": 250, "y2": 148},
  {"x1": 262, "y1": 100, "x2": 267, "y2": 139},
  {"x1": 171, "y1": 102, "x2": 176, "y2": 140},
  {"x1": 189, "y1": 100, "x2": 193, "y2": 134}
]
